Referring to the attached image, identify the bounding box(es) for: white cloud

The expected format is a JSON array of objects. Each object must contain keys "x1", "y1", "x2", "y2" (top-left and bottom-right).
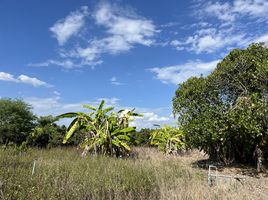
[
  {"x1": 29, "y1": 59, "x2": 75, "y2": 68},
  {"x1": 50, "y1": 6, "x2": 89, "y2": 45},
  {"x1": 26, "y1": 96, "x2": 61, "y2": 113},
  {"x1": 94, "y1": 2, "x2": 156, "y2": 46},
  {"x1": 130, "y1": 109, "x2": 175, "y2": 129},
  {"x1": 29, "y1": 59, "x2": 103, "y2": 70},
  {"x1": 205, "y1": 2, "x2": 235, "y2": 22},
  {"x1": 203, "y1": 0, "x2": 268, "y2": 23},
  {"x1": 254, "y1": 33, "x2": 268, "y2": 45},
  {"x1": 25, "y1": 96, "x2": 120, "y2": 116},
  {"x1": 160, "y1": 21, "x2": 180, "y2": 28},
  {"x1": 110, "y1": 76, "x2": 123, "y2": 85},
  {"x1": 149, "y1": 59, "x2": 220, "y2": 85},
  {"x1": 141, "y1": 112, "x2": 169, "y2": 122},
  {"x1": 59, "y1": 2, "x2": 157, "y2": 66},
  {"x1": 18, "y1": 75, "x2": 52, "y2": 87},
  {"x1": 0, "y1": 72, "x2": 51, "y2": 87},
  {"x1": 25, "y1": 96, "x2": 174, "y2": 129},
  {"x1": 33, "y1": 2, "x2": 157, "y2": 69},
  {"x1": 171, "y1": 28, "x2": 247, "y2": 54},
  {"x1": 173, "y1": 1, "x2": 268, "y2": 54},
  {"x1": 53, "y1": 91, "x2": 61, "y2": 96},
  {"x1": 0, "y1": 72, "x2": 17, "y2": 82}
]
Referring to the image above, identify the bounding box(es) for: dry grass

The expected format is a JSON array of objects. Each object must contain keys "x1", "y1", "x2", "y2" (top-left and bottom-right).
[
  {"x1": 134, "y1": 147, "x2": 268, "y2": 200},
  {"x1": 0, "y1": 147, "x2": 267, "y2": 199}
]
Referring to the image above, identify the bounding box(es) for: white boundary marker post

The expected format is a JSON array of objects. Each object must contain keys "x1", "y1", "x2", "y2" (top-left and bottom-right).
[
  {"x1": 208, "y1": 165, "x2": 217, "y2": 187},
  {"x1": 32, "y1": 160, "x2": 36, "y2": 176}
]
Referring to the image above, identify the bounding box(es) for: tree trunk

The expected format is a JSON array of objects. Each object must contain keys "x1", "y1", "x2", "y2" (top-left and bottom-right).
[
  {"x1": 81, "y1": 145, "x2": 90, "y2": 157},
  {"x1": 255, "y1": 145, "x2": 264, "y2": 173}
]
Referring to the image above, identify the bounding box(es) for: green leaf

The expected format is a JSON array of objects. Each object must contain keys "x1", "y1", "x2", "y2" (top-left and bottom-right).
[
  {"x1": 117, "y1": 109, "x2": 125, "y2": 113},
  {"x1": 116, "y1": 134, "x2": 130, "y2": 141},
  {"x1": 55, "y1": 112, "x2": 80, "y2": 121},
  {"x1": 112, "y1": 139, "x2": 121, "y2": 147},
  {"x1": 97, "y1": 100, "x2": 105, "y2": 112},
  {"x1": 83, "y1": 104, "x2": 96, "y2": 111},
  {"x1": 112, "y1": 127, "x2": 135, "y2": 136},
  {"x1": 103, "y1": 107, "x2": 114, "y2": 114},
  {"x1": 119, "y1": 141, "x2": 131, "y2": 151},
  {"x1": 63, "y1": 120, "x2": 79, "y2": 144}
]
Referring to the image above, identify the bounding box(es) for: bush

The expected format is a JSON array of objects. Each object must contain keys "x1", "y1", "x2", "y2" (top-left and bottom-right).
[
  {"x1": 0, "y1": 98, "x2": 36, "y2": 145},
  {"x1": 130, "y1": 128, "x2": 152, "y2": 146},
  {"x1": 26, "y1": 116, "x2": 74, "y2": 148}
]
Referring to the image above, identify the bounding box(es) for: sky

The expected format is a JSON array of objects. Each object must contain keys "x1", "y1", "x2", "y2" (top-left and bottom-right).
[{"x1": 1, "y1": 0, "x2": 268, "y2": 129}]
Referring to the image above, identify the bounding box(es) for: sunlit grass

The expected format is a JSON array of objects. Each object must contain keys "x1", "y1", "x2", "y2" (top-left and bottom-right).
[{"x1": 0, "y1": 147, "x2": 265, "y2": 199}]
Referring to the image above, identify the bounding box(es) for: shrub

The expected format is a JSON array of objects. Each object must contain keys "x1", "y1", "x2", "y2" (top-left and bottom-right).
[{"x1": 0, "y1": 98, "x2": 35, "y2": 145}]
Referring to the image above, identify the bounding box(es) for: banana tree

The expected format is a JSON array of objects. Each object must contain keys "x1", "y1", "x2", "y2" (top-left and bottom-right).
[
  {"x1": 150, "y1": 126, "x2": 185, "y2": 154},
  {"x1": 56, "y1": 100, "x2": 138, "y2": 157},
  {"x1": 117, "y1": 109, "x2": 143, "y2": 128}
]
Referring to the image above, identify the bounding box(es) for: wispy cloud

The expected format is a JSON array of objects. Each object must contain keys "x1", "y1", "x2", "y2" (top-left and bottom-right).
[
  {"x1": 50, "y1": 6, "x2": 89, "y2": 45},
  {"x1": 25, "y1": 95, "x2": 174, "y2": 129},
  {"x1": 168, "y1": 0, "x2": 268, "y2": 54},
  {"x1": 129, "y1": 106, "x2": 176, "y2": 129},
  {"x1": 130, "y1": 112, "x2": 174, "y2": 129},
  {"x1": 28, "y1": 59, "x2": 103, "y2": 69},
  {"x1": 149, "y1": 59, "x2": 220, "y2": 85},
  {"x1": 254, "y1": 33, "x2": 268, "y2": 45},
  {"x1": 170, "y1": 28, "x2": 248, "y2": 54},
  {"x1": 0, "y1": 72, "x2": 17, "y2": 82},
  {"x1": 110, "y1": 76, "x2": 123, "y2": 85},
  {"x1": 204, "y1": 1, "x2": 236, "y2": 23},
  {"x1": 202, "y1": 0, "x2": 268, "y2": 23},
  {"x1": 31, "y1": 2, "x2": 157, "y2": 69},
  {"x1": 26, "y1": 96, "x2": 119, "y2": 116},
  {"x1": 68, "y1": 2, "x2": 157, "y2": 65},
  {"x1": 0, "y1": 72, "x2": 52, "y2": 87},
  {"x1": 94, "y1": 2, "x2": 156, "y2": 47}
]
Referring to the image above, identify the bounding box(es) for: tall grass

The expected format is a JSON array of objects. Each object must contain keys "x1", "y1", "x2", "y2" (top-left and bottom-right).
[{"x1": 0, "y1": 147, "x2": 266, "y2": 199}]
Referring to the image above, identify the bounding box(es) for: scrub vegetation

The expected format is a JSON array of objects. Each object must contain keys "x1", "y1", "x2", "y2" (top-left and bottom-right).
[{"x1": 1, "y1": 147, "x2": 268, "y2": 200}]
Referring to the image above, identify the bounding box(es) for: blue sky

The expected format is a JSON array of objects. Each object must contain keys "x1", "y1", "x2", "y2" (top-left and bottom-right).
[{"x1": 1, "y1": 0, "x2": 268, "y2": 128}]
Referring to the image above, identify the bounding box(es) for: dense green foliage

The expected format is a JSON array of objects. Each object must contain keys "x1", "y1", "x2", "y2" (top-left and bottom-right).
[
  {"x1": 26, "y1": 116, "x2": 72, "y2": 148},
  {"x1": 0, "y1": 99, "x2": 36, "y2": 145},
  {"x1": 0, "y1": 98, "x2": 82, "y2": 148},
  {"x1": 173, "y1": 43, "x2": 268, "y2": 164},
  {"x1": 130, "y1": 128, "x2": 153, "y2": 146},
  {"x1": 150, "y1": 126, "x2": 185, "y2": 154},
  {"x1": 56, "y1": 100, "x2": 142, "y2": 157}
]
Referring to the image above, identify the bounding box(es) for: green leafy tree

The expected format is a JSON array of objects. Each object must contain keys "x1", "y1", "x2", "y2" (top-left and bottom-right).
[
  {"x1": 130, "y1": 128, "x2": 153, "y2": 146},
  {"x1": 0, "y1": 98, "x2": 36, "y2": 145},
  {"x1": 150, "y1": 126, "x2": 185, "y2": 154},
  {"x1": 27, "y1": 116, "x2": 68, "y2": 148},
  {"x1": 173, "y1": 43, "x2": 268, "y2": 168},
  {"x1": 56, "y1": 100, "x2": 141, "y2": 157}
]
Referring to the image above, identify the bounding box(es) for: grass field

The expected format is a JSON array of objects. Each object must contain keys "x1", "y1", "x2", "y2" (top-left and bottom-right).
[{"x1": 0, "y1": 147, "x2": 268, "y2": 200}]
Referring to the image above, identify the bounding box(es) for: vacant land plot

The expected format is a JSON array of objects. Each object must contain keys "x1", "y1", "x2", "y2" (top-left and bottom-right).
[{"x1": 0, "y1": 147, "x2": 267, "y2": 200}]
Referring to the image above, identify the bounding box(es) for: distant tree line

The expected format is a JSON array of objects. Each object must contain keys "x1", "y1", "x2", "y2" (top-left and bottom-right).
[
  {"x1": 0, "y1": 98, "x2": 185, "y2": 156},
  {"x1": 0, "y1": 98, "x2": 156, "y2": 149},
  {"x1": 0, "y1": 98, "x2": 82, "y2": 148}
]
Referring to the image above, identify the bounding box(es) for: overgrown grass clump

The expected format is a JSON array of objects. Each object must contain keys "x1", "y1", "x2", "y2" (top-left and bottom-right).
[
  {"x1": 0, "y1": 148, "x2": 188, "y2": 199},
  {"x1": 0, "y1": 147, "x2": 261, "y2": 200}
]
